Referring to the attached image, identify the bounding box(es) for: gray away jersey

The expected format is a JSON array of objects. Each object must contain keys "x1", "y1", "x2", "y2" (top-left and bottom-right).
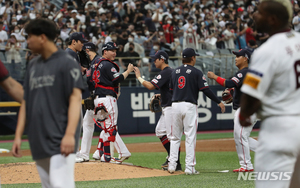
[{"x1": 23, "y1": 50, "x2": 85, "y2": 160}]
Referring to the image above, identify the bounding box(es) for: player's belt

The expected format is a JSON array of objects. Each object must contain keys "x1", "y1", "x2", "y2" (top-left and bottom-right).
[
  {"x1": 172, "y1": 100, "x2": 197, "y2": 105},
  {"x1": 95, "y1": 94, "x2": 115, "y2": 98}
]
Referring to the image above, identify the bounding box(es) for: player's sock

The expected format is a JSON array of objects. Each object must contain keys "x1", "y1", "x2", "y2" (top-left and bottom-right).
[
  {"x1": 103, "y1": 141, "x2": 111, "y2": 162},
  {"x1": 160, "y1": 135, "x2": 170, "y2": 156}
]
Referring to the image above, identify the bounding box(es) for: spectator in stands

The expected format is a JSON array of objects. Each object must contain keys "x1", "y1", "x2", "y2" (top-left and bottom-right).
[
  {"x1": 222, "y1": 23, "x2": 235, "y2": 49},
  {"x1": 246, "y1": 39, "x2": 257, "y2": 53},
  {"x1": 292, "y1": 10, "x2": 300, "y2": 32},
  {"x1": 0, "y1": 21, "x2": 8, "y2": 61},
  {"x1": 245, "y1": 20, "x2": 256, "y2": 44},
  {"x1": 124, "y1": 34, "x2": 144, "y2": 56},
  {"x1": 5, "y1": 34, "x2": 21, "y2": 80}
]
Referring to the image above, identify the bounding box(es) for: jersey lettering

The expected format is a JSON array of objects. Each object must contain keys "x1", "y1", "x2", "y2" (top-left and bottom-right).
[
  {"x1": 294, "y1": 60, "x2": 300, "y2": 89},
  {"x1": 178, "y1": 76, "x2": 186, "y2": 89},
  {"x1": 92, "y1": 70, "x2": 100, "y2": 84}
]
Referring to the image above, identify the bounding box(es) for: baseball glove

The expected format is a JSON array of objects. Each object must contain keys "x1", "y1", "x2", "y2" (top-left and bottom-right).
[
  {"x1": 84, "y1": 96, "x2": 95, "y2": 110},
  {"x1": 149, "y1": 95, "x2": 162, "y2": 113},
  {"x1": 222, "y1": 88, "x2": 234, "y2": 104},
  {"x1": 78, "y1": 49, "x2": 91, "y2": 68}
]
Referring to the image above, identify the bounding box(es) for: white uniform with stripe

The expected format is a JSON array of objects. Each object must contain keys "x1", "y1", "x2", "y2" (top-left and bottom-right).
[
  {"x1": 241, "y1": 30, "x2": 300, "y2": 188},
  {"x1": 77, "y1": 108, "x2": 131, "y2": 159}
]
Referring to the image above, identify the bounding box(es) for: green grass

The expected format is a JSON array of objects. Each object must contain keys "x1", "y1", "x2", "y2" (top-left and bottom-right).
[{"x1": 1, "y1": 131, "x2": 258, "y2": 188}]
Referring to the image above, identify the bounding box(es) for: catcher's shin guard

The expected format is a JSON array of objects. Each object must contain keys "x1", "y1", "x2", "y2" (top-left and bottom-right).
[{"x1": 103, "y1": 141, "x2": 111, "y2": 162}]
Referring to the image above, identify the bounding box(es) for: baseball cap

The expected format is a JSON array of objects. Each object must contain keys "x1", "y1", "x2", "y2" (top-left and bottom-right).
[
  {"x1": 71, "y1": 10, "x2": 77, "y2": 14},
  {"x1": 70, "y1": 32, "x2": 88, "y2": 43},
  {"x1": 102, "y1": 42, "x2": 119, "y2": 51},
  {"x1": 237, "y1": 7, "x2": 243, "y2": 12},
  {"x1": 182, "y1": 48, "x2": 199, "y2": 58},
  {"x1": 150, "y1": 50, "x2": 169, "y2": 61},
  {"x1": 84, "y1": 42, "x2": 96, "y2": 51},
  {"x1": 232, "y1": 49, "x2": 252, "y2": 60}
]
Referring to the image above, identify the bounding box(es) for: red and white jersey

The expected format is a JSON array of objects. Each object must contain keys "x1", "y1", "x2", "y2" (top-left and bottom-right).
[{"x1": 241, "y1": 30, "x2": 300, "y2": 118}]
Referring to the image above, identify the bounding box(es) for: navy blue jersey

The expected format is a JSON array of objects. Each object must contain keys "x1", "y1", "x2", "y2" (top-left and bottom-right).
[
  {"x1": 150, "y1": 66, "x2": 173, "y2": 107},
  {"x1": 86, "y1": 55, "x2": 103, "y2": 92},
  {"x1": 224, "y1": 67, "x2": 248, "y2": 110},
  {"x1": 170, "y1": 64, "x2": 209, "y2": 105},
  {"x1": 65, "y1": 48, "x2": 80, "y2": 64},
  {"x1": 87, "y1": 58, "x2": 121, "y2": 98}
]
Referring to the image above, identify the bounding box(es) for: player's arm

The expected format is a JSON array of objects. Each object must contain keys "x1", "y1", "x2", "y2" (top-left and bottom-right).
[
  {"x1": 12, "y1": 99, "x2": 26, "y2": 157},
  {"x1": 240, "y1": 94, "x2": 261, "y2": 118},
  {"x1": 112, "y1": 63, "x2": 134, "y2": 84},
  {"x1": 0, "y1": 76, "x2": 24, "y2": 103},
  {"x1": 202, "y1": 88, "x2": 225, "y2": 113},
  {"x1": 61, "y1": 88, "x2": 82, "y2": 156},
  {"x1": 207, "y1": 71, "x2": 237, "y2": 88},
  {"x1": 133, "y1": 67, "x2": 155, "y2": 90}
]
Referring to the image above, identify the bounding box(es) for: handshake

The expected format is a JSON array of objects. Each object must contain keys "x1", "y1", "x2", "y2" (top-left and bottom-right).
[{"x1": 123, "y1": 63, "x2": 146, "y2": 85}]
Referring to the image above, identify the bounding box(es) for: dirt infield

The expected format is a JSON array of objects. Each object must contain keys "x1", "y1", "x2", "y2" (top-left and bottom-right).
[{"x1": 0, "y1": 138, "x2": 236, "y2": 184}]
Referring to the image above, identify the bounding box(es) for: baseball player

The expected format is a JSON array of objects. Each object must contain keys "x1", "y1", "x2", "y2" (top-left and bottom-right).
[
  {"x1": 133, "y1": 50, "x2": 182, "y2": 171},
  {"x1": 168, "y1": 48, "x2": 225, "y2": 175},
  {"x1": 207, "y1": 49, "x2": 258, "y2": 172},
  {"x1": 75, "y1": 42, "x2": 131, "y2": 163},
  {"x1": 0, "y1": 60, "x2": 23, "y2": 103},
  {"x1": 239, "y1": 0, "x2": 300, "y2": 187},
  {"x1": 87, "y1": 42, "x2": 134, "y2": 163},
  {"x1": 12, "y1": 19, "x2": 84, "y2": 188},
  {"x1": 65, "y1": 32, "x2": 88, "y2": 73}
]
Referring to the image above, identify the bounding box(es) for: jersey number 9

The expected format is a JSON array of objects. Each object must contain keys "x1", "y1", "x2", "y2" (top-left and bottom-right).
[{"x1": 178, "y1": 76, "x2": 186, "y2": 89}]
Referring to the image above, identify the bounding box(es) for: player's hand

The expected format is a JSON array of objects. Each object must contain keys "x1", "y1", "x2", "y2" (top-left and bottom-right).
[
  {"x1": 81, "y1": 66, "x2": 87, "y2": 74},
  {"x1": 12, "y1": 137, "x2": 22, "y2": 158},
  {"x1": 133, "y1": 67, "x2": 141, "y2": 78},
  {"x1": 127, "y1": 63, "x2": 134, "y2": 73},
  {"x1": 60, "y1": 133, "x2": 75, "y2": 157},
  {"x1": 239, "y1": 113, "x2": 252, "y2": 127},
  {"x1": 207, "y1": 71, "x2": 216, "y2": 79},
  {"x1": 218, "y1": 102, "x2": 225, "y2": 113}
]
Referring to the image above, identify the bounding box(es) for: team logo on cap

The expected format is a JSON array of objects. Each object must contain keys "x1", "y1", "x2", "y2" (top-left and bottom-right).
[
  {"x1": 114, "y1": 43, "x2": 117, "y2": 47},
  {"x1": 82, "y1": 34, "x2": 84, "y2": 38}
]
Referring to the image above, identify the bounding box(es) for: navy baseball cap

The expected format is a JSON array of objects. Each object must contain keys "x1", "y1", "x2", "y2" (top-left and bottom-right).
[
  {"x1": 182, "y1": 48, "x2": 199, "y2": 58},
  {"x1": 232, "y1": 49, "x2": 252, "y2": 60},
  {"x1": 70, "y1": 32, "x2": 88, "y2": 43},
  {"x1": 150, "y1": 50, "x2": 169, "y2": 61},
  {"x1": 84, "y1": 42, "x2": 96, "y2": 51},
  {"x1": 102, "y1": 42, "x2": 119, "y2": 51}
]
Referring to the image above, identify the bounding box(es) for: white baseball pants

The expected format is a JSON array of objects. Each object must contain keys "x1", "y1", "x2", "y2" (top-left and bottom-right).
[
  {"x1": 234, "y1": 108, "x2": 257, "y2": 170},
  {"x1": 169, "y1": 102, "x2": 198, "y2": 174},
  {"x1": 155, "y1": 106, "x2": 172, "y2": 138},
  {"x1": 255, "y1": 116, "x2": 300, "y2": 188},
  {"x1": 35, "y1": 154, "x2": 75, "y2": 188}
]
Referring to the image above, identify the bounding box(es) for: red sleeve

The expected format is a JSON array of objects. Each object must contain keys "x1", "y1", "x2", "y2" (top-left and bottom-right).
[{"x1": 0, "y1": 60, "x2": 9, "y2": 82}]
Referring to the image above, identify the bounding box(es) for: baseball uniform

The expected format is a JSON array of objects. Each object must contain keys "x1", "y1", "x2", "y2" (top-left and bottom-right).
[
  {"x1": 168, "y1": 48, "x2": 222, "y2": 175},
  {"x1": 87, "y1": 42, "x2": 131, "y2": 163},
  {"x1": 24, "y1": 50, "x2": 84, "y2": 187},
  {"x1": 241, "y1": 30, "x2": 300, "y2": 187},
  {"x1": 225, "y1": 49, "x2": 258, "y2": 172}
]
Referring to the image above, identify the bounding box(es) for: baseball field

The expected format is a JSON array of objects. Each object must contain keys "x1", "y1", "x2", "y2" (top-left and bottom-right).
[{"x1": 0, "y1": 131, "x2": 258, "y2": 188}]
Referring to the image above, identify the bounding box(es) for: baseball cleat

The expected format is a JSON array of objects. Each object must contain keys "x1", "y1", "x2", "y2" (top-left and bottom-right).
[
  {"x1": 233, "y1": 168, "x2": 254, "y2": 172},
  {"x1": 185, "y1": 170, "x2": 200, "y2": 175},
  {"x1": 161, "y1": 159, "x2": 169, "y2": 168},
  {"x1": 92, "y1": 150, "x2": 103, "y2": 160},
  {"x1": 100, "y1": 155, "x2": 122, "y2": 164},
  {"x1": 75, "y1": 157, "x2": 89, "y2": 163},
  {"x1": 118, "y1": 156, "x2": 130, "y2": 162}
]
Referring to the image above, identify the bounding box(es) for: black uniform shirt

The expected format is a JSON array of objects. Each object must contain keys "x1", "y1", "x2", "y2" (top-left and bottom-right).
[
  {"x1": 170, "y1": 64, "x2": 208, "y2": 105},
  {"x1": 225, "y1": 67, "x2": 248, "y2": 110},
  {"x1": 150, "y1": 66, "x2": 173, "y2": 107},
  {"x1": 65, "y1": 48, "x2": 80, "y2": 64},
  {"x1": 23, "y1": 50, "x2": 85, "y2": 160}
]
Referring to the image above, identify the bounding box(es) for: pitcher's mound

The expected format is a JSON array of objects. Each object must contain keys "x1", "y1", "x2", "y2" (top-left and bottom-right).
[{"x1": 0, "y1": 161, "x2": 183, "y2": 184}]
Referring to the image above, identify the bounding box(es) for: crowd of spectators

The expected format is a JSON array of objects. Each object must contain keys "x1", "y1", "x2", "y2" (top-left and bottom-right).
[{"x1": 0, "y1": 0, "x2": 300, "y2": 81}]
